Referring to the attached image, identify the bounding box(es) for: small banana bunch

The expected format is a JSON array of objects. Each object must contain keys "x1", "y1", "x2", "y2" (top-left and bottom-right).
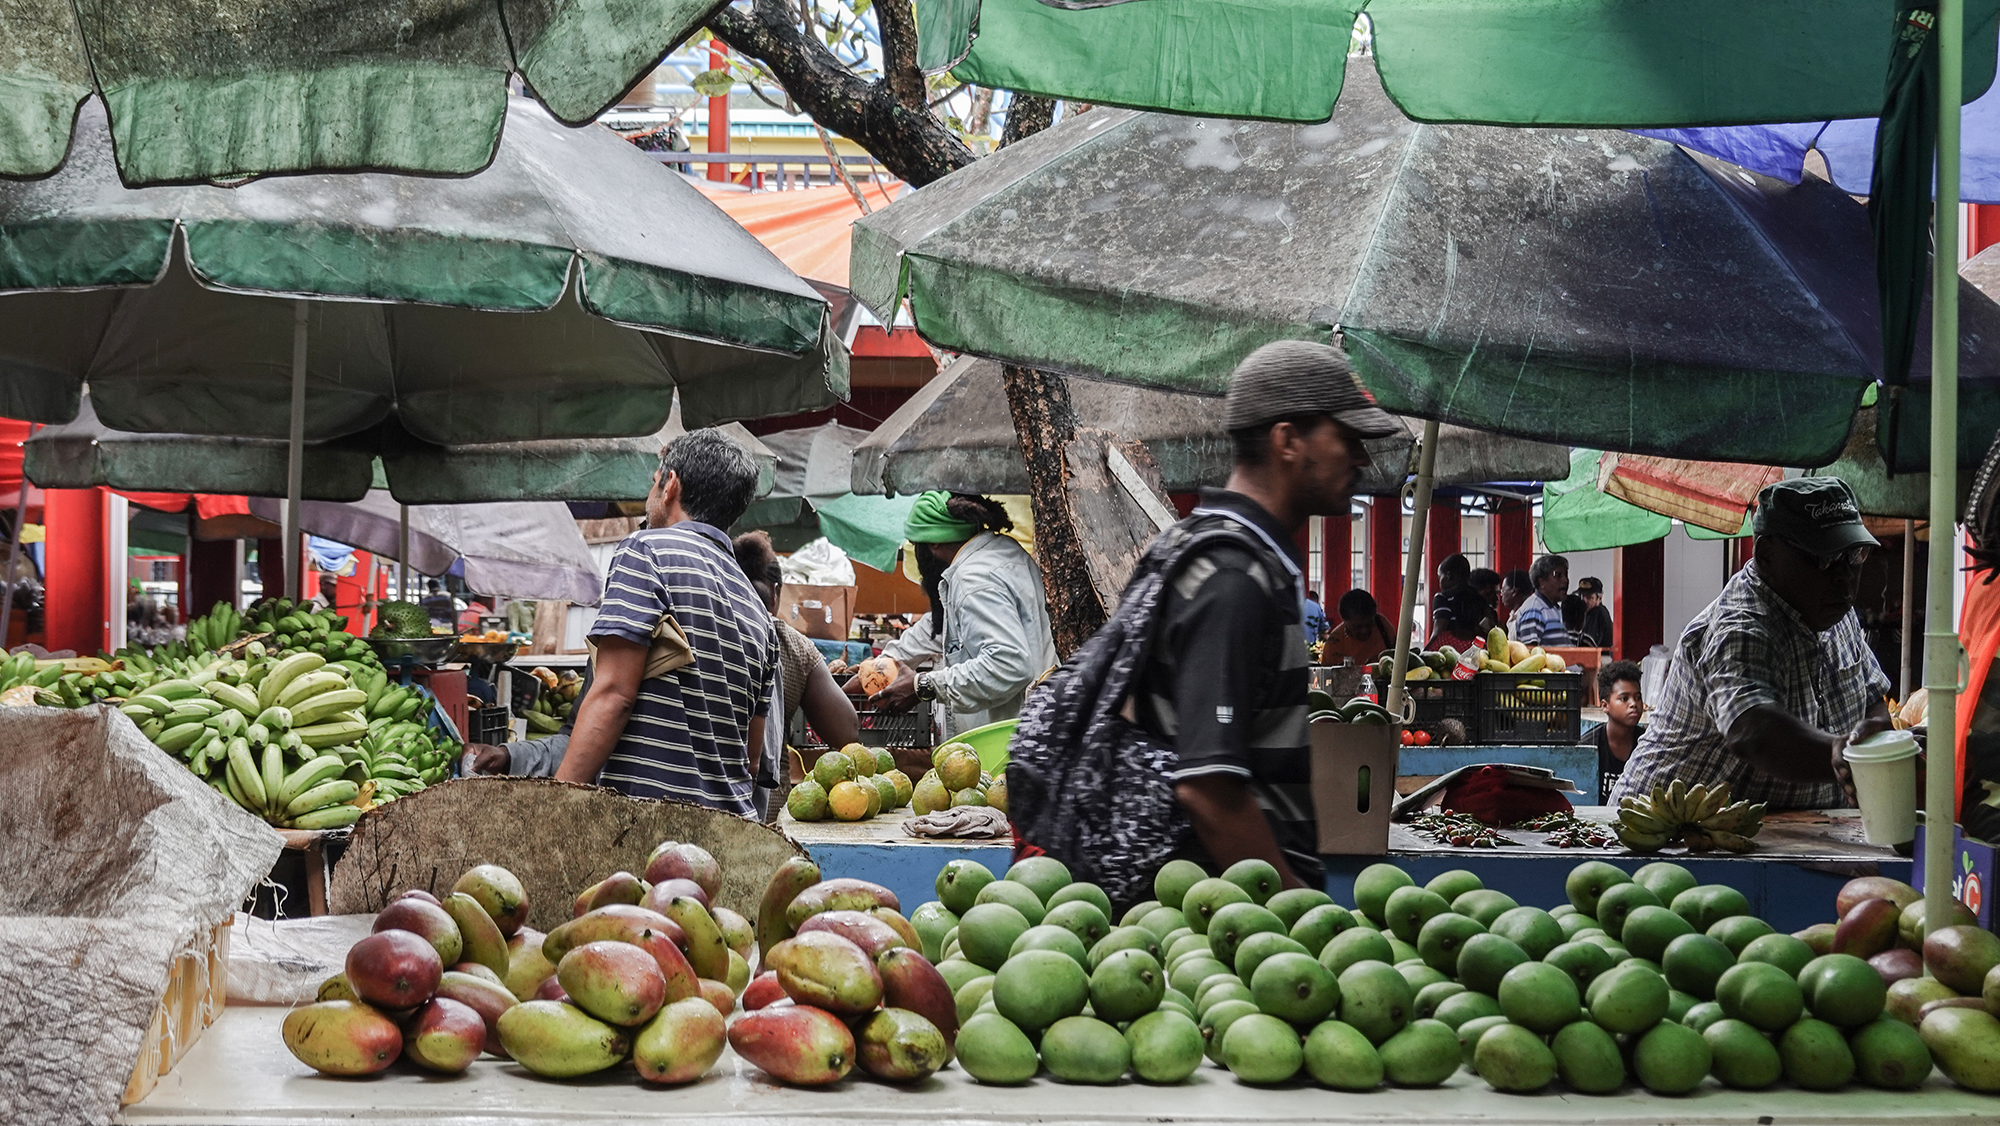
[
  {"x1": 523, "y1": 668, "x2": 580, "y2": 735},
  {"x1": 1615, "y1": 779, "x2": 1765, "y2": 853}
]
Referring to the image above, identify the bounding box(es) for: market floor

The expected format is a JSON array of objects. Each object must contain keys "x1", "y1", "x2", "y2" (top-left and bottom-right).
[{"x1": 120, "y1": 1007, "x2": 2000, "y2": 1126}]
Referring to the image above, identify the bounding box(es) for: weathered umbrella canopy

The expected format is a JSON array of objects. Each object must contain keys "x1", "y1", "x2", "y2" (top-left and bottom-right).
[
  {"x1": 914, "y1": 0, "x2": 2000, "y2": 126},
  {"x1": 0, "y1": 97, "x2": 845, "y2": 444},
  {"x1": 851, "y1": 69, "x2": 2000, "y2": 472},
  {"x1": 2, "y1": 0, "x2": 716, "y2": 184},
  {"x1": 241, "y1": 491, "x2": 602, "y2": 606},
  {"x1": 848, "y1": 355, "x2": 1569, "y2": 496},
  {"x1": 22, "y1": 393, "x2": 779, "y2": 506}
]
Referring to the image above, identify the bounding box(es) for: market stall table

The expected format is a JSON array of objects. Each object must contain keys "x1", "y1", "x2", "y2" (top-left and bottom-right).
[
  {"x1": 1326, "y1": 807, "x2": 1909, "y2": 934},
  {"x1": 119, "y1": 1004, "x2": 2000, "y2": 1125}
]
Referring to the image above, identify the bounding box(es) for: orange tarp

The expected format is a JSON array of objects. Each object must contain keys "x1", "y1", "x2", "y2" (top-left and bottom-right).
[
  {"x1": 1598, "y1": 453, "x2": 1781, "y2": 534},
  {"x1": 697, "y1": 180, "x2": 899, "y2": 288}
]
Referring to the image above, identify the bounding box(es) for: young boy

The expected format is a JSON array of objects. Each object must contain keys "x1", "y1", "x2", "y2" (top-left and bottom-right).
[{"x1": 1595, "y1": 659, "x2": 1646, "y2": 801}]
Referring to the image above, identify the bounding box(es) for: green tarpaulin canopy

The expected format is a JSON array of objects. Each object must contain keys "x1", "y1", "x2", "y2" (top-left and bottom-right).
[
  {"x1": 1, "y1": 0, "x2": 717, "y2": 184},
  {"x1": 853, "y1": 70, "x2": 2000, "y2": 469},
  {"x1": 916, "y1": 0, "x2": 2000, "y2": 126},
  {"x1": 0, "y1": 96, "x2": 844, "y2": 443}
]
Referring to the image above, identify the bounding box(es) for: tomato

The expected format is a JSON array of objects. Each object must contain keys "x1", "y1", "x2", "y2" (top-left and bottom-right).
[
  {"x1": 1413, "y1": 730, "x2": 1433, "y2": 746},
  {"x1": 1399, "y1": 729, "x2": 1414, "y2": 745}
]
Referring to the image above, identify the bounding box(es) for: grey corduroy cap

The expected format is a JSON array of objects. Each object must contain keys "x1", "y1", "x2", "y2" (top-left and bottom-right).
[{"x1": 1223, "y1": 340, "x2": 1401, "y2": 438}]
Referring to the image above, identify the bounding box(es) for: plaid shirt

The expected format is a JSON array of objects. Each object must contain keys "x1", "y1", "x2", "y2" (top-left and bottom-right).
[{"x1": 1607, "y1": 561, "x2": 1889, "y2": 810}]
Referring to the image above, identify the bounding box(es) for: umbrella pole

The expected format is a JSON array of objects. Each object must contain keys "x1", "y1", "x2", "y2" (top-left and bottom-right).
[
  {"x1": 399, "y1": 505, "x2": 409, "y2": 601},
  {"x1": 1923, "y1": 0, "x2": 1964, "y2": 937},
  {"x1": 1902, "y1": 518, "x2": 1917, "y2": 701},
  {"x1": 1385, "y1": 420, "x2": 1441, "y2": 717},
  {"x1": 285, "y1": 301, "x2": 307, "y2": 606}
]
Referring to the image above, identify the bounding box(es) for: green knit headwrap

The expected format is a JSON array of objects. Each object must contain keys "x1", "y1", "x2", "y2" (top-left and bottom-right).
[{"x1": 903, "y1": 490, "x2": 980, "y2": 543}]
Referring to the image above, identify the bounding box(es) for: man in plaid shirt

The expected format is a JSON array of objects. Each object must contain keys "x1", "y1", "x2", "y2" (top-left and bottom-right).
[{"x1": 1609, "y1": 478, "x2": 1892, "y2": 809}]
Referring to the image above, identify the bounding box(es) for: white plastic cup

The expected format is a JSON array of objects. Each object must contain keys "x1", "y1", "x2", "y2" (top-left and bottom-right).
[{"x1": 1843, "y1": 730, "x2": 1920, "y2": 845}]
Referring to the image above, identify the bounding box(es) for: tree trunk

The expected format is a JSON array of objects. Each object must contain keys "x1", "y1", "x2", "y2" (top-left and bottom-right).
[
  {"x1": 874, "y1": 0, "x2": 930, "y2": 114},
  {"x1": 1001, "y1": 364, "x2": 1104, "y2": 655},
  {"x1": 711, "y1": 0, "x2": 974, "y2": 186},
  {"x1": 1001, "y1": 95, "x2": 1057, "y2": 146}
]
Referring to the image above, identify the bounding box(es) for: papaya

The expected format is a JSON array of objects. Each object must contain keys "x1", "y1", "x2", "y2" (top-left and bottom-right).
[{"x1": 1487, "y1": 628, "x2": 1509, "y2": 657}]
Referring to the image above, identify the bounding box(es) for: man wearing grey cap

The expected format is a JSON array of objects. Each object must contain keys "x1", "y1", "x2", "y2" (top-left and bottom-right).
[
  {"x1": 1609, "y1": 478, "x2": 1892, "y2": 810},
  {"x1": 1134, "y1": 340, "x2": 1400, "y2": 887}
]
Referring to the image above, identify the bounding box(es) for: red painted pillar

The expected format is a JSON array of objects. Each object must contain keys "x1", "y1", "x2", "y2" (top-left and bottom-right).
[
  {"x1": 1425, "y1": 501, "x2": 1461, "y2": 593},
  {"x1": 1493, "y1": 500, "x2": 1533, "y2": 576},
  {"x1": 332, "y1": 550, "x2": 372, "y2": 630},
  {"x1": 1367, "y1": 500, "x2": 1402, "y2": 614},
  {"x1": 1322, "y1": 511, "x2": 1352, "y2": 600},
  {"x1": 1971, "y1": 204, "x2": 2000, "y2": 256},
  {"x1": 1614, "y1": 538, "x2": 1666, "y2": 660},
  {"x1": 706, "y1": 42, "x2": 731, "y2": 183},
  {"x1": 44, "y1": 488, "x2": 107, "y2": 655},
  {"x1": 258, "y1": 537, "x2": 287, "y2": 603},
  {"x1": 186, "y1": 520, "x2": 238, "y2": 619}
]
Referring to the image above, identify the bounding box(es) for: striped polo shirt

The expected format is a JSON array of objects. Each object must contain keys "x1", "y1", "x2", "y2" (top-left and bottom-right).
[{"x1": 590, "y1": 521, "x2": 774, "y2": 816}]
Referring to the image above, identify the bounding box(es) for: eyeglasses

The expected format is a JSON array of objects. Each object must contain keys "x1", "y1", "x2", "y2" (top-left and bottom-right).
[{"x1": 1813, "y1": 545, "x2": 1871, "y2": 572}]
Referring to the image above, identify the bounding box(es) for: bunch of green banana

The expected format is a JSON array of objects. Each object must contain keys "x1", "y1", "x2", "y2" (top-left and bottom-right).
[
  {"x1": 1615, "y1": 779, "x2": 1765, "y2": 853},
  {"x1": 244, "y1": 597, "x2": 377, "y2": 667},
  {"x1": 348, "y1": 720, "x2": 458, "y2": 801},
  {"x1": 184, "y1": 601, "x2": 243, "y2": 655},
  {"x1": 522, "y1": 668, "x2": 580, "y2": 734}
]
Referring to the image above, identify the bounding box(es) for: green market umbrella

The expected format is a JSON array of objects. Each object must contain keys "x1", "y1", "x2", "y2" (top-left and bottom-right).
[
  {"x1": 915, "y1": 0, "x2": 2000, "y2": 126},
  {"x1": 853, "y1": 70, "x2": 2000, "y2": 470},
  {"x1": 0, "y1": 97, "x2": 843, "y2": 444},
  {"x1": 0, "y1": 96, "x2": 842, "y2": 587},
  {"x1": 1, "y1": 0, "x2": 717, "y2": 184},
  {"x1": 23, "y1": 393, "x2": 781, "y2": 506}
]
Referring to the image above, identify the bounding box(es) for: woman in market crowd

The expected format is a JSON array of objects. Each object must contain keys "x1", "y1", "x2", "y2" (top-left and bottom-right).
[
  {"x1": 1608, "y1": 478, "x2": 1892, "y2": 809},
  {"x1": 1499, "y1": 568, "x2": 1533, "y2": 618},
  {"x1": 867, "y1": 491, "x2": 1058, "y2": 740},
  {"x1": 734, "y1": 530, "x2": 860, "y2": 820},
  {"x1": 552, "y1": 429, "x2": 777, "y2": 815},
  {"x1": 1319, "y1": 588, "x2": 1396, "y2": 665}
]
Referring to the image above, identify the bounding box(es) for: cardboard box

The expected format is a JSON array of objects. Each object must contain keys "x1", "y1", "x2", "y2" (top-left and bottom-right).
[
  {"x1": 779, "y1": 583, "x2": 854, "y2": 641},
  {"x1": 1913, "y1": 821, "x2": 1997, "y2": 930},
  {"x1": 1311, "y1": 719, "x2": 1400, "y2": 854}
]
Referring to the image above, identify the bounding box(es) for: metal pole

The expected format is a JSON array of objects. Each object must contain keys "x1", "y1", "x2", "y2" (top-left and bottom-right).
[
  {"x1": 285, "y1": 301, "x2": 307, "y2": 606},
  {"x1": 1924, "y1": 0, "x2": 1964, "y2": 937},
  {"x1": 1386, "y1": 420, "x2": 1441, "y2": 717},
  {"x1": 398, "y1": 505, "x2": 410, "y2": 602},
  {"x1": 1901, "y1": 518, "x2": 1917, "y2": 701}
]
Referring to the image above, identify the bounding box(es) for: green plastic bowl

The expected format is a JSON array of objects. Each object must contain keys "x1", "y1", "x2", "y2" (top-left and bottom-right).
[{"x1": 948, "y1": 718, "x2": 1018, "y2": 774}]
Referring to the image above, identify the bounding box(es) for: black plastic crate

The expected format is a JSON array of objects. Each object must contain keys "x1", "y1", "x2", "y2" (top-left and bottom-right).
[
  {"x1": 1407, "y1": 678, "x2": 1478, "y2": 726},
  {"x1": 1474, "y1": 672, "x2": 1584, "y2": 745},
  {"x1": 469, "y1": 704, "x2": 512, "y2": 747},
  {"x1": 795, "y1": 699, "x2": 935, "y2": 750}
]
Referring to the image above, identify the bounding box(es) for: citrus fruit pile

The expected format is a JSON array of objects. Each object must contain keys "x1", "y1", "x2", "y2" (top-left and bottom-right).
[{"x1": 786, "y1": 743, "x2": 915, "y2": 822}]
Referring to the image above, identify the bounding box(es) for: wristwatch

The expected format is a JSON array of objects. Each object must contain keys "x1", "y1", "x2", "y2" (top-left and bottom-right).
[{"x1": 916, "y1": 672, "x2": 938, "y2": 702}]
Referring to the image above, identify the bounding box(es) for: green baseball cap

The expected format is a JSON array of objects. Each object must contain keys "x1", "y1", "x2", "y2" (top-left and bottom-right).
[{"x1": 1753, "y1": 477, "x2": 1877, "y2": 559}]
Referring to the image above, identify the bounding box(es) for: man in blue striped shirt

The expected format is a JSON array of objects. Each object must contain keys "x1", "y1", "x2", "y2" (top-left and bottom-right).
[{"x1": 556, "y1": 430, "x2": 775, "y2": 817}]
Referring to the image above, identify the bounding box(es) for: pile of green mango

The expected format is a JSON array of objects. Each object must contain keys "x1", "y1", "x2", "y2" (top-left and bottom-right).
[{"x1": 919, "y1": 855, "x2": 1984, "y2": 1095}]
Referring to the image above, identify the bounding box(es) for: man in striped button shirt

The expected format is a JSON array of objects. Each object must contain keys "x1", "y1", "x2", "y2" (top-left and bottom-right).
[
  {"x1": 1609, "y1": 478, "x2": 1891, "y2": 810},
  {"x1": 556, "y1": 430, "x2": 775, "y2": 817}
]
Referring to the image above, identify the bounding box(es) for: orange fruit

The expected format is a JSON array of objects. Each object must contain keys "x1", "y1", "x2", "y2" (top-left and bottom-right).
[{"x1": 828, "y1": 781, "x2": 873, "y2": 821}]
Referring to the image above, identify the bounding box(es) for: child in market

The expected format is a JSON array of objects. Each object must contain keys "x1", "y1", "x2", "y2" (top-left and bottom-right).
[{"x1": 1595, "y1": 659, "x2": 1646, "y2": 802}]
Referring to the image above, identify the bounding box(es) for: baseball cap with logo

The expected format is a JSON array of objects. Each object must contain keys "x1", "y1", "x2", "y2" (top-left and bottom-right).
[
  {"x1": 1223, "y1": 340, "x2": 1400, "y2": 438},
  {"x1": 1753, "y1": 477, "x2": 1878, "y2": 560}
]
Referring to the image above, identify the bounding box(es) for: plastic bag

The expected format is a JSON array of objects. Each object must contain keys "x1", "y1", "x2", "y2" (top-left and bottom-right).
[
  {"x1": 225, "y1": 913, "x2": 375, "y2": 1005},
  {"x1": 780, "y1": 537, "x2": 856, "y2": 587}
]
